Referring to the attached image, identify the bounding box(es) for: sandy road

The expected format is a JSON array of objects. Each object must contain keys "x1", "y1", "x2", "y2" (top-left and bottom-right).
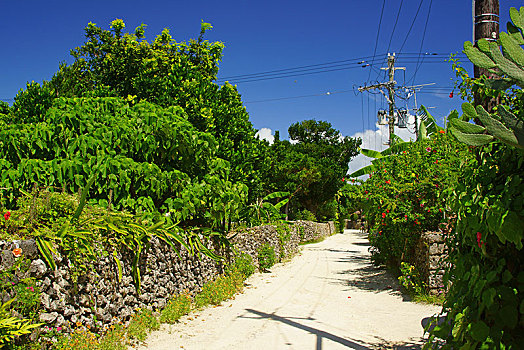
[{"x1": 138, "y1": 230, "x2": 441, "y2": 350}]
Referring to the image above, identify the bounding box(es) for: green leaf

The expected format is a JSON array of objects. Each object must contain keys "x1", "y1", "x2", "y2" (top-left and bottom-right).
[
  {"x1": 499, "y1": 32, "x2": 524, "y2": 67},
  {"x1": 510, "y1": 7, "x2": 524, "y2": 32},
  {"x1": 360, "y1": 148, "x2": 383, "y2": 159},
  {"x1": 500, "y1": 211, "x2": 524, "y2": 247},
  {"x1": 348, "y1": 164, "x2": 376, "y2": 177},
  {"x1": 450, "y1": 118, "x2": 486, "y2": 134},
  {"x1": 450, "y1": 128, "x2": 494, "y2": 146},
  {"x1": 507, "y1": 22, "x2": 524, "y2": 45},
  {"x1": 464, "y1": 41, "x2": 496, "y2": 69},
  {"x1": 462, "y1": 103, "x2": 478, "y2": 121},
  {"x1": 35, "y1": 236, "x2": 56, "y2": 270},
  {"x1": 475, "y1": 106, "x2": 520, "y2": 147},
  {"x1": 470, "y1": 321, "x2": 490, "y2": 342},
  {"x1": 112, "y1": 251, "x2": 123, "y2": 283}
]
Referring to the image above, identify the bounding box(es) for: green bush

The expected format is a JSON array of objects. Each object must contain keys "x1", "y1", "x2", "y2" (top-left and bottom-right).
[
  {"x1": 126, "y1": 308, "x2": 159, "y2": 342},
  {"x1": 295, "y1": 209, "x2": 316, "y2": 222},
  {"x1": 257, "y1": 243, "x2": 276, "y2": 271},
  {"x1": 360, "y1": 132, "x2": 468, "y2": 267},
  {"x1": 160, "y1": 293, "x2": 192, "y2": 324},
  {"x1": 398, "y1": 262, "x2": 426, "y2": 296},
  {"x1": 232, "y1": 252, "x2": 255, "y2": 279}
]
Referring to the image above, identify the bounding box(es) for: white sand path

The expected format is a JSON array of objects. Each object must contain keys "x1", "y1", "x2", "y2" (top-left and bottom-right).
[{"x1": 137, "y1": 229, "x2": 441, "y2": 350}]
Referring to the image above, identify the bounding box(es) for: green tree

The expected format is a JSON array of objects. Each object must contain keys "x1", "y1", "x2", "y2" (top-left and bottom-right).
[
  {"x1": 267, "y1": 120, "x2": 361, "y2": 219},
  {"x1": 9, "y1": 19, "x2": 266, "y2": 198}
]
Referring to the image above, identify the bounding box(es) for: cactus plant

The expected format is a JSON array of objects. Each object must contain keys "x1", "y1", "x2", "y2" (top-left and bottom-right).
[{"x1": 449, "y1": 7, "x2": 524, "y2": 149}]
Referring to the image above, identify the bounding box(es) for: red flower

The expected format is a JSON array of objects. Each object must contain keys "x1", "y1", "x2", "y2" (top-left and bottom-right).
[
  {"x1": 385, "y1": 180, "x2": 391, "y2": 184},
  {"x1": 12, "y1": 248, "x2": 22, "y2": 257},
  {"x1": 476, "y1": 232, "x2": 485, "y2": 248},
  {"x1": 438, "y1": 130, "x2": 445, "y2": 134},
  {"x1": 4, "y1": 212, "x2": 10, "y2": 221},
  {"x1": 382, "y1": 213, "x2": 386, "y2": 218},
  {"x1": 364, "y1": 191, "x2": 368, "y2": 194},
  {"x1": 449, "y1": 91, "x2": 454, "y2": 98}
]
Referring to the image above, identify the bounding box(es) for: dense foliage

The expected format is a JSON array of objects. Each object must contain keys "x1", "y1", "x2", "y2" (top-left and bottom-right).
[
  {"x1": 265, "y1": 120, "x2": 361, "y2": 220},
  {"x1": 426, "y1": 8, "x2": 524, "y2": 348},
  {"x1": 357, "y1": 131, "x2": 468, "y2": 267},
  {"x1": 6, "y1": 20, "x2": 267, "y2": 200}
]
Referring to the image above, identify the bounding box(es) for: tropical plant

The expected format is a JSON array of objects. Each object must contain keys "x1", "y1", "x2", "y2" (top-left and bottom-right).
[{"x1": 425, "y1": 7, "x2": 524, "y2": 349}]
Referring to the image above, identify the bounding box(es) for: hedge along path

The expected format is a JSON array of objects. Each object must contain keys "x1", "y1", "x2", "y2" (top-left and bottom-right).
[{"x1": 139, "y1": 230, "x2": 440, "y2": 349}]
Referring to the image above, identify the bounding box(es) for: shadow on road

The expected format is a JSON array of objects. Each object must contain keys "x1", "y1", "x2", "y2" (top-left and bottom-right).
[
  {"x1": 243, "y1": 308, "x2": 371, "y2": 349},
  {"x1": 242, "y1": 309, "x2": 424, "y2": 349}
]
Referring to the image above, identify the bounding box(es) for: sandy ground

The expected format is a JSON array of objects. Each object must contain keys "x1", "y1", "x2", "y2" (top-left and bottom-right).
[{"x1": 137, "y1": 230, "x2": 441, "y2": 350}]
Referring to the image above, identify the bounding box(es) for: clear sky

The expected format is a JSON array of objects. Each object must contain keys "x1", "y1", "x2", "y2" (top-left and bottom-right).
[{"x1": 1, "y1": 0, "x2": 521, "y2": 154}]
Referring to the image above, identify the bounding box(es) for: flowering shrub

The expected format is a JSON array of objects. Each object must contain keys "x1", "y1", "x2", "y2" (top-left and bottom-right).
[
  {"x1": 426, "y1": 144, "x2": 524, "y2": 348},
  {"x1": 360, "y1": 132, "x2": 469, "y2": 267}
]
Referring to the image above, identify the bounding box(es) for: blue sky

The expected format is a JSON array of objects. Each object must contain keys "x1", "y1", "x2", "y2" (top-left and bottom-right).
[{"x1": 1, "y1": 0, "x2": 521, "y2": 151}]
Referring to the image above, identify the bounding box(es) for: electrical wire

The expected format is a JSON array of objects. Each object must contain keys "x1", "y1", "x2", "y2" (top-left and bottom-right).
[
  {"x1": 398, "y1": 0, "x2": 425, "y2": 55},
  {"x1": 368, "y1": 0, "x2": 386, "y2": 82},
  {"x1": 244, "y1": 89, "x2": 355, "y2": 104},
  {"x1": 408, "y1": 0, "x2": 434, "y2": 86},
  {"x1": 387, "y1": 0, "x2": 404, "y2": 54}
]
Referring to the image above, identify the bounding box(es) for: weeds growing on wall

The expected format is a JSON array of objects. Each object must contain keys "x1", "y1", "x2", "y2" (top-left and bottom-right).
[{"x1": 257, "y1": 244, "x2": 276, "y2": 272}]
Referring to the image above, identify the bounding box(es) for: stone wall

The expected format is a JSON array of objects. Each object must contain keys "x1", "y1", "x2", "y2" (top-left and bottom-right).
[
  {"x1": 412, "y1": 232, "x2": 448, "y2": 295},
  {"x1": 0, "y1": 220, "x2": 335, "y2": 333}
]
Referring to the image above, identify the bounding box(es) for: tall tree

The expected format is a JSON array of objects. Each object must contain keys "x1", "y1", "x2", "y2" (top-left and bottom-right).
[{"x1": 267, "y1": 120, "x2": 361, "y2": 218}]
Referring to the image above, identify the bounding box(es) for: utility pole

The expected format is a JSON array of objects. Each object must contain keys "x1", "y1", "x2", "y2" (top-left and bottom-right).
[
  {"x1": 358, "y1": 53, "x2": 404, "y2": 146},
  {"x1": 473, "y1": 0, "x2": 499, "y2": 111}
]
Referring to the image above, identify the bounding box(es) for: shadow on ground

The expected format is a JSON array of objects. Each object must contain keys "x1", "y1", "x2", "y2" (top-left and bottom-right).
[{"x1": 241, "y1": 309, "x2": 424, "y2": 350}]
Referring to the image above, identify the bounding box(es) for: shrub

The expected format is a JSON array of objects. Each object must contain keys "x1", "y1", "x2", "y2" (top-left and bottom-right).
[
  {"x1": 160, "y1": 293, "x2": 192, "y2": 324},
  {"x1": 360, "y1": 132, "x2": 468, "y2": 268},
  {"x1": 295, "y1": 209, "x2": 316, "y2": 222},
  {"x1": 257, "y1": 244, "x2": 276, "y2": 271},
  {"x1": 232, "y1": 252, "x2": 255, "y2": 279},
  {"x1": 126, "y1": 308, "x2": 159, "y2": 342},
  {"x1": 398, "y1": 262, "x2": 426, "y2": 296}
]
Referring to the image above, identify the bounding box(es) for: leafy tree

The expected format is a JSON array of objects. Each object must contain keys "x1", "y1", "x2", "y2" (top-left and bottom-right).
[
  {"x1": 9, "y1": 19, "x2": 267, "y2": 198},
  {"x1": 266, "y1": 120, "x2": 361, "y2": 219}
]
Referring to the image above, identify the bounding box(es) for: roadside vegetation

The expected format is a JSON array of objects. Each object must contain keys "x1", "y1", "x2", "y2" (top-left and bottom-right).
[
  {"x1": 0, "y1": 19, "x2": 357, "y2": 348},
  {"x1": 350, "y1": 7, "x2": 524, "y2": 348}
]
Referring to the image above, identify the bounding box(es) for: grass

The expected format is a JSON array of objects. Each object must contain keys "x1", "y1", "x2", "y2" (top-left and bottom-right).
[
  {"x1": 413, "y1": 292, "x2": 445, "y2": 305},
  {"x1": 299, "y1": 236, "x2": 326, "y2": 245},
  {"x1": 39, "y1": 256, "x2": 255, "y2": 350}
]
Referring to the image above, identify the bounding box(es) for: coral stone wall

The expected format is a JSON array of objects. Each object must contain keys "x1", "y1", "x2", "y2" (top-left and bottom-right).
[
  {"x1": 413, "y1": 232, "x2": 448, "y2": 295},
  {"x1": 0, "y1": 221, "x2": 335, "y2": 333}
]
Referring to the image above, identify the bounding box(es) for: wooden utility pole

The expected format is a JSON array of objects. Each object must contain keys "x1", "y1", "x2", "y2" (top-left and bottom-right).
[
  {"x1": 386, "y1": 55, "x2": 396, "y2": 146},
  {"x1": 473, "y1": 0, "x2": 500, "y2": 111},
  {"x1": 358, "y1": 53, "x2": 404, "y2": 146}
]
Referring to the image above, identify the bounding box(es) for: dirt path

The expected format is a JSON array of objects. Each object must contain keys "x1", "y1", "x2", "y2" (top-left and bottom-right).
[{"x1": 138, "y1": 230, "x2": 441, "y2": 349}]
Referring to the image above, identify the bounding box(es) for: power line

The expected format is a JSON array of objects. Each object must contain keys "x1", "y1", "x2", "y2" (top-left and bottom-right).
[
  {"x1": 368, "y1": 0, "x2": 386, "y2": 82},
  {"x1": 387, "y1": 0, "x2": 404, "y2": 54},
  {"x1": 217, "y1": 55, "x2": 381, "y2": 81},
  {"x1": 244, "y1": 89, "x2": 356, "y2": 104},
  {"x1": 398, "y1": 0, "x2": 426, "y2": 54},
  {"x1": 408, "y1": 0, "x2": 434, "y2": 85}
]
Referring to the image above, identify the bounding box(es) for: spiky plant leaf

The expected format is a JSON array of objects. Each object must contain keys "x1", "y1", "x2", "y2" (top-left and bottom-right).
[
  {"x1": 488, "y1": 40, "x2": 524, "y2": 87},
  {"x1": 449, "y1": 118, "x2": 486, "y2": 134},
  {"x1": 507, "y1": 22, "x2": 524, "y2": 45},
  {"x1": 499, "y1": 32, "x2": 524, "y2": 67},
  {"x1": 451, "y1": 128, "x2": 494, "y2": 146},
  {"x1": 462, "y1": 102, "x2": 478, "y2": 121},
  {"x1": 497, "y1": 106, "x2": 524, "y2": 146},
  {"x1": 464, "y1": 41, "x2": 496, "y2": 69},
  {"x1": 509, "y1": 7, "x2": 524, "y2": 32},
  {"x1": 475, "y1": 106, "x2": 521, "y2": 148}
]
